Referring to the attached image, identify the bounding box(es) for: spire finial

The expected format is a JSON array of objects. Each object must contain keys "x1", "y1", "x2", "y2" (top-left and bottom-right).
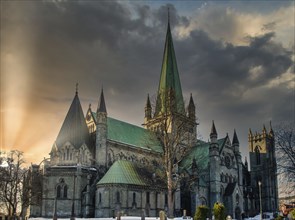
[
  {"x1": 75, "y1": 83, "x2": 79, "y2": 95},
  {"x1": 168, "y1": 6, "x2": 170, "y2": 24}
]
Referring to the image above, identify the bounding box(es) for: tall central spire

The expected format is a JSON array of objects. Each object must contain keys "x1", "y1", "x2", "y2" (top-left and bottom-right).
[{"x1": 155, "y1": 11, "x2": 185, "y2": 116}]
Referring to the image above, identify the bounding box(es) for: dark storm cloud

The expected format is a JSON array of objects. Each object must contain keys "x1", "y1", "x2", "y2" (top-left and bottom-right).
[
  {"x1": 2, "y1": 1, "x2": 293, "y2": 160},
  {"x1": 177, "y1": 30, "x2": 292, "y2": 97}
]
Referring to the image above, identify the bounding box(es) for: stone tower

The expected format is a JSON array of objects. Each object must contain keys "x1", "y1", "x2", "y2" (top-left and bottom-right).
[
  {"x1": 249, "y1": 124, "x2": 278, "y2": 213},
  {"x1": 42, "y1": 88, "x2": 95, "y2": 218},
  {"x1": 95, "y1": 89, "x2": 108, "y2": 167},
  {"x1": 143, "y1": 15, "x2": 197, "y2": 144},
  {"x1": 209, "y1": 121, "x2": 221, "y2": 208}
]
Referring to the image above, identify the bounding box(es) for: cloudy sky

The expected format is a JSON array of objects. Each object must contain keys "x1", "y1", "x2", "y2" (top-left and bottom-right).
[{"x1": 1, "y1": 0, "x2": 294, "y2": 165}]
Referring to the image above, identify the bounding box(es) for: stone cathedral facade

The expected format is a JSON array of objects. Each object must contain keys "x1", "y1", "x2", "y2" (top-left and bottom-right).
[{"x1": 24, "y1": 19, "x2": 278, "y2": 219}]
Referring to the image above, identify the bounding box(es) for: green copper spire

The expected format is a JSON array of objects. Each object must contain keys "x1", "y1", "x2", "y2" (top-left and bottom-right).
[{"x1": 155, "y1": 15, "x2": 185, "y2": 116}]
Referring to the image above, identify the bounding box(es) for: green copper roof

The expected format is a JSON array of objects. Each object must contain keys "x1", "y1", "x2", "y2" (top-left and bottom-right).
[
  {"x1": 92, "y1": 112, "x2": 162, "y2": 153},
  {"x1": 180, "y1": 137, "x2": 227, "y2": 172},
  {"x1": 107, "y1": 117, "x2": 162, "y2": 153},
  {"x1": 97, "y1": 160, "x2": 148, "y2": 186},
  {"x1": 55, "y1": 92, "x2": 90, "y2": 148},
  {"x1": 155, "y1": 21, "x2": 184, "y2": 116},
  {"x1": 180, "y1": 140, "x2": 209, "y2": 172}
]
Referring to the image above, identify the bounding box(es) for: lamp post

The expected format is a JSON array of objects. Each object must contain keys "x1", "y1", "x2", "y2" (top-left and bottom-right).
[{"x1": 258, "y1": 181, "x2": 262, "y2": 220}]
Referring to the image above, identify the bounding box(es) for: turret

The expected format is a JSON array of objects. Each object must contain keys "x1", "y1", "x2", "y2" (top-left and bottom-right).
[
  {"x1": 232, "y1": 129, "x2": 243, "y2": 188},
  {"x1": 232, "y1": 129, "x2": 240, "y2": 154},
  {"x1": 210, "y1": 120, "x2": 218, "y2": 143},
  {"x1": 144, "y1": 94, "x2": 152, "y2": 123},
  {"x1": 269, "y1": 121, "x2": 274, "y2": 138},
  {"x1": 263, "y1": 124, "x2": 267, "y2": 137},
  {"x1": 209, "y1": 120, "x2": 220, "y2": 207},
  {"x1": 95, "y1": 88, "x2": 108, "y2": 167},
  {"x1": 188, "y1": 94, "x2": 196, "y2": 120},
  {"x1": 248, "y1": 128, "x2": 253, "y2": 151}
]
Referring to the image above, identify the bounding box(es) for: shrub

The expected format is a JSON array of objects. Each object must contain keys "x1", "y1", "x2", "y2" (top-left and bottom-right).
[
  {"x1": 290, "y1": 208, "x2": 295, "y2": 220},
  {"x1": 194, "y1": 205, "x2": 210, "y2": 220},
  {"x1": 213, "y1": 202, "x2": 225, "y2": 220},
  {"x1": 274, "y1": 215, "x2": 283, "y2": 220}
]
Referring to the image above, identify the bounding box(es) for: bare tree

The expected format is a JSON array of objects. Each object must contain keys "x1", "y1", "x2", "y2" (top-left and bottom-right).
[
  {"x1": 147, "y1": 89, "x2": 196, "y2": 217},
  {"x1": 275, "y1": 122, "x2": 295, "y2": 198},
  {"x1": 0, "y1": 150, "x2": 28, "y2": 216}
]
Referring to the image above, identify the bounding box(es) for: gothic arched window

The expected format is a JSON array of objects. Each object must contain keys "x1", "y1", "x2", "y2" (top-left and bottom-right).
[
  {"x1": 56, "y1": 178, "x2": 67, "y2": 199},
  {"x1": 57, "y1": 185, "x2": 61, "y2": 198},
  {"x1": 66, "y1": 149, "x2": 69, "y2": 160},
  {"x1": 99, "y1": 193, "x2": 102, "y2": 203},
  {"x1": 64, "y1": 185, "x2": 67, "y2": 198},
  {"x1": 132, "y1": 193, "x2": 136, "y2": 207}
]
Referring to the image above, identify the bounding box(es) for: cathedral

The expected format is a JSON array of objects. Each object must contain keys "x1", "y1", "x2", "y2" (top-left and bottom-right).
[{"x1": 24, "y1": 18, "x2": 278, "y2": 219}]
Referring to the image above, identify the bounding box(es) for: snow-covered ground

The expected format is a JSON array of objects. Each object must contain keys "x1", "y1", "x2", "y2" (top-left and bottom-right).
[{"x1": 29, "y1": 217, "x2": 192, "y2": 220}]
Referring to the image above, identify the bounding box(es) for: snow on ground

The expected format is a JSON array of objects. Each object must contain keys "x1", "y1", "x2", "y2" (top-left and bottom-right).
[{"x1": 29, "y1": 217, "x2": 191, "y2": 220}]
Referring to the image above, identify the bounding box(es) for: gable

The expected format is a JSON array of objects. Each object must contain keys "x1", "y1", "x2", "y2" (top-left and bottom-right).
[
  {"x1": 97, "y1": 160, "x2": 147, "y2": 186},
  {"x1": 180, "y1": 140, "x2": 209, "y2": 173},
  {"x1": 97, "y1": 160, "x2": 165, "y2": 190}
]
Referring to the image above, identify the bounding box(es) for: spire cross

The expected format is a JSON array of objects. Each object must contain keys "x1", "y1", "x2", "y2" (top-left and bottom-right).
[{"x1": 76, "y1": 83, "x2": 79, "y2": 95}]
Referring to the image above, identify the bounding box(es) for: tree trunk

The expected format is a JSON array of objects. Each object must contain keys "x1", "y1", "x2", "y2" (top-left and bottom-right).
[
  {"x1": 168, "y1": 187, "x2": 174, "y2": 218},
  {"x1": 167, "y1": 161, "x2": 174, "y2": 218}
]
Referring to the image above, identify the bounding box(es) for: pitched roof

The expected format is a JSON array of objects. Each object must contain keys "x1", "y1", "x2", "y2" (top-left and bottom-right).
[
  {"x1": 97, "y1": 160, "x2": 147, "y2": 186},
  {"x1": 55, "y1": 92, "x2": 90, "y2": 149},
  {"x1": 180, "y1": 140, "x2": 209, "y2": 173},
  {"x1": 107, "y1": 117, "x2": 162, "y2": 153},
  {"x1": 180, "y1": 137, "x2": 227, "y2": 173},
  {"x1": 91, "y1": 112, "x2": 162, "y2": 153},
  {"x1": 155, "y1": 21, "x2": 184, "y2": 116}
]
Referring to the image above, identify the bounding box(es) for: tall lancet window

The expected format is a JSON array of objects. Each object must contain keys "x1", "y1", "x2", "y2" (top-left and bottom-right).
[{"x1": 56, "y1": 178, "x2": 68, "y2": 199}]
